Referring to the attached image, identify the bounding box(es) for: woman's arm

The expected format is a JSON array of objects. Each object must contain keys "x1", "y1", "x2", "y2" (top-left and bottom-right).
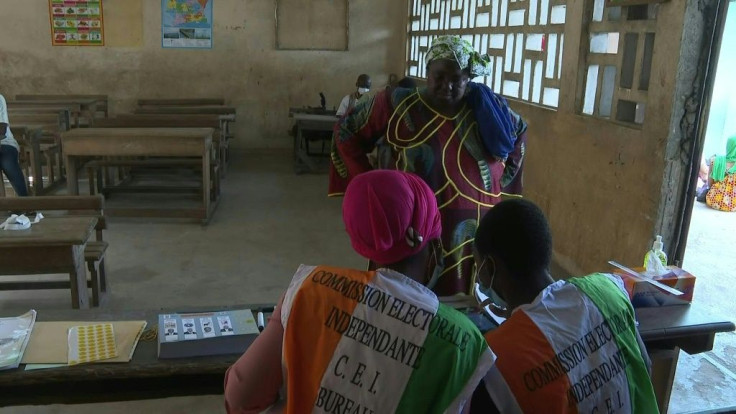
[
  {"x1": 224, "y1": 296, "x2": 286, "y2": 414},
  {"x1": 333, "y1": 90, "x2": 394, "y2": 178}
]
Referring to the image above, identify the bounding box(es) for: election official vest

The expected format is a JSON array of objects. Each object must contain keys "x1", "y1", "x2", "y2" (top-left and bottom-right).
[
  {"x1": 482, "y1": 273, "x2": 658, "y2": 413},
  {"x1": 280, "y1": 265, "x2": 493, "y2": 414}
]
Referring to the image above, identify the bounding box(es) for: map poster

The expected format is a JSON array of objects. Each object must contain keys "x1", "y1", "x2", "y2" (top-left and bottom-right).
[
  {"x1": 49, "y1": 0, "x2": 104, "y2": 46},
  {"x1": 162, "y1": 0, "x2": 213, "y2": 49}
]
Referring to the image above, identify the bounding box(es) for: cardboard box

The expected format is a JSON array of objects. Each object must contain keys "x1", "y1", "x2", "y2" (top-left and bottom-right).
[{"x1": 613, "y1": 266, "x2": 696, "y2": 308}]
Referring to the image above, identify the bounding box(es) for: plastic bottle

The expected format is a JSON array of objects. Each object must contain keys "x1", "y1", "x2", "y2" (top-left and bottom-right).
[{"x1": 644, "y1": 235, "x2": 667, "y2": 267}]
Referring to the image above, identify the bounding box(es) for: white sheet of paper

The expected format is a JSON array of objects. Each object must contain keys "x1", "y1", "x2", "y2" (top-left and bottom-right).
[
  {"x1": 24, "y1": 363, "x2": 65, "y2": 371},
  {"x1": 473, "y1": 283, "x2": 507, "y2": 326},
  {"x1": 0, "y1": 310, "x2": 36, "y2": 370}
]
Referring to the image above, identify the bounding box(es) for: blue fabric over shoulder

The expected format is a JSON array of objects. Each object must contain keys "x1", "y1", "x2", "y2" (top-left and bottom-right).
[{"x1": 465, "y1": 82, "x2": 517, "y2": 160}]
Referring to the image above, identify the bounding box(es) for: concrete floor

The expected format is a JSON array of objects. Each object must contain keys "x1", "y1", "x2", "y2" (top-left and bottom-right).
[
  {"x1": 1, "y1": 151, "x2": 734, "y2": 413},
  {"x1": 671, "y1": 202, "x2": 736, "y2": 413}
]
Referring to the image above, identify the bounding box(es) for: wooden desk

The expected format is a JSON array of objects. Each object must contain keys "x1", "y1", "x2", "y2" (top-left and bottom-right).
[
  {"x1": 0, "y1": 303, "x2": 731, "y2": 407},
  {"x1": 0, "y1": 217, "x2": 97, "y2": 309},
  {"x1": 291, "y1": 113, "x2": 338, "y2": 174},
  {"x1": 95, "y1": 114, "x2": 235, "y2": 174},
  {"x1": 0, "y1": 304, "x2": 272, "y2": 406},
  {"x1": 62, "y1": 128, "x2": 217, "y2": 224},
  {"x1": 636, "y1": 304, "x2": 735, "y2": 413}
]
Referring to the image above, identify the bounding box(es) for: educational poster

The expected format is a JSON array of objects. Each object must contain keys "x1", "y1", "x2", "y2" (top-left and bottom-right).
[
  {"x1": 162, "y1": 0, "x2": 213, "y2": 49},
  {"x1": 49, "y1": 0, "x2": 104, "y2": 46}
]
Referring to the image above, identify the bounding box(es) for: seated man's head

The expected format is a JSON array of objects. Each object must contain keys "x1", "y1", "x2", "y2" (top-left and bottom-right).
[
  {"x1": 343, "y1": 170, "x2": 443, "y2": 288},
  {"x1": 356, "y1": 74, "x2": 372, "y2": 95},
  {"x1": 473, "y1": 199, "x2": 553, "y2": 313}
]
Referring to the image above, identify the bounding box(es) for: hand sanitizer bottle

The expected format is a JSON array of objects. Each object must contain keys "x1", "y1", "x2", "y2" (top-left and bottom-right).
[{"x1": 644, "y1": 235, "x2": 667, "y2": 267}]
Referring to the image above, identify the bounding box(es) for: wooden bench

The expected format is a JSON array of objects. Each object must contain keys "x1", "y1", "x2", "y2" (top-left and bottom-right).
[
  {"x1": 8, "y1": 102, "x2": 84, "y2": 128},
  {"x1": 137, "y1": 98, "x2": 225, "y2": 106},
  {"x1": 9, "y1": 109, "x2": 70, "y2": 132},
  {"x1": 85, "y1": 158, "x2": 219, "y2": 203},
  {"x1": 0, "y1": 195, "x2": 108, "y2": 306},
  {"x1": 15, "y1": 94, "x2": 109, "y2": 119}
]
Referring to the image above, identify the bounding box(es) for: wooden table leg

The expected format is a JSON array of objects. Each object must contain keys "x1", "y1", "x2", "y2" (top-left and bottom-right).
[
  {"x1": 65, "y1": 155, "x2": 79, "y2": 195},
  {"x1": 28, "y1": 139, "x2": 44, "y2": 195},
  {"x1": 202, "y1": 150, "x2": 212, "y2": 224},
  {"x1": 649, "y1": 348, "x2": 679, "y2": 413},
  {"x1": 69, "y1": 244, "x2": 89, "y2": 309}
]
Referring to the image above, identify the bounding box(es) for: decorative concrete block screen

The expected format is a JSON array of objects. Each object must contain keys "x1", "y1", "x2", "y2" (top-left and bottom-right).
[
  {"x1": 406, "y1": 0, "x2": 567, "y2": 109},
  {"x1": 580, "y1": 0, "x2": 657, "y2": 125}
]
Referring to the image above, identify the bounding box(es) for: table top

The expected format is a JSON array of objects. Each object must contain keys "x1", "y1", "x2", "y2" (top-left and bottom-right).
[
  {"x1": 289, "y1": 107, "x2": 337, "y2": 116},
  {"x1": 134, "y1": 106, "x2": 236, "y2": 115},
  {"x1": 8, "y1": 102, "x2": 82, "y2": 110},
  {"x1": 0, "y1": 305, "x2": 271, "y2": 390},
  {"x1": 117, "y1": 113, "x2": 235, "y2": 121},
  {"x1": 293, "y1": 113, "x2": 339, "y2": 122},
  {"x1": 0, "y1": 302, "x2": 732, "y2": 405},
  {"x1": 63, "y1": 127, "x2": 214, "y2": 139},
  {"x1": 0, "y1": 216, "x2": 97, "y2": 247},
  {"x1": 11, "y1": 99, "x2": 98, "y2": 105},
  {"x1": 62, "y1": 128, "x2": 214, "y2": 157},
  {"x1": 636, "y1": 303, "x2": 735, "y2": 341}
]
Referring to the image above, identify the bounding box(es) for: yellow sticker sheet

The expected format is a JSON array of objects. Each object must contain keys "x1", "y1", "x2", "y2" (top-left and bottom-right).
[{"x1": 67, "y1": 323, "x2": 118, "y2": 365}]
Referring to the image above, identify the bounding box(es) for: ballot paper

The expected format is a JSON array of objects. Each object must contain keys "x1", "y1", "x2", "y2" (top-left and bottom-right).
[
  {"x1": 473, "y1": 283, "x2": 507, "y2": 326},
  {"x1": 0, "y1": 310, "x2": 37, "y2": 370},
  {"x1": 158, "y1": 309, "x2": 259, "y2": 359}
]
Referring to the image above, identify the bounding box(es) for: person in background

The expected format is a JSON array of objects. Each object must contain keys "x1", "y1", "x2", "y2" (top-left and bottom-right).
[
  {"x1": 470, "y1": 199, "x2": 657, "y2": 413},
  {"x1": 0, "y1": 93, "x2": 29, "y2": 197},
  {"x1": 225, "y1": 170, "x2": 492, "y2": 414},
  {"x1": 336, "y1": 74, "x2": 372, "y2": 117},
  {"x1": 329, "y1": 35, "x2": 528, "y2": 296},
  {"x1": 705, "y1": 135, "x2": 736, "y2": 212}
]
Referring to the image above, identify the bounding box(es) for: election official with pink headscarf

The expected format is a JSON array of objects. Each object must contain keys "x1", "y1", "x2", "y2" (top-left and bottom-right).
[{"x1": 225, "y1": 170, "x2": 492, "y2": 414}]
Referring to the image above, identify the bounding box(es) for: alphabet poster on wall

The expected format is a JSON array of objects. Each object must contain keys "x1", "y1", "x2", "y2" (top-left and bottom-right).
[
  {"x1": 49, "y1": 0, "x2": 104, "y2": 46},
  {"x1": 162, "y1": 0, "x2": 213, "y2": 49}
]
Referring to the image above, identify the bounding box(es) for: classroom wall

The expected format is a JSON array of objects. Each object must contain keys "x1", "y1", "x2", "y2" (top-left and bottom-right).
[
  {"x1": 0, "y1": 0, "x2": 407, "y2": 149},
  {"x1": 509, "y1": 0, "x2": 691, "y2": 275}
]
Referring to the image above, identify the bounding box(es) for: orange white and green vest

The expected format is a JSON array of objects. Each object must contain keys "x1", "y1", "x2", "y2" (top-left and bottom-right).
[
  {"x1": 482, "y1": 273, "x2": 658, "y2": 413},
  {"x1": 280, "y1": 265, "x2": 493, "y2": 414}
]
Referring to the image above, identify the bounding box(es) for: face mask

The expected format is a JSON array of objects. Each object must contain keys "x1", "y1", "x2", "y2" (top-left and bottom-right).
[
  {"x1": 425, "y1": 241, "x2": 444, "y2": 290},
  {"x1": 357, "y1": 87, "x2": 370, "y2": 94},
  {"x1": 426, "y1": 255, "x2": 444, "y2": 290}
]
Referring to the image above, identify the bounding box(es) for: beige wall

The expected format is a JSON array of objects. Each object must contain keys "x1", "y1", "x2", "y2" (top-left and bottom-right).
[
  {"x1": 0, "y1": 0, "x2": 407, "y2": 149},
  {"x1": 516, "y1": 0, "x2": 688, "y2": 274}
]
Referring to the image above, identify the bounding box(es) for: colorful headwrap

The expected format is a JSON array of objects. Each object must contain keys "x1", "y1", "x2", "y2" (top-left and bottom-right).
[
  {"x1": 426, "y1": 35, "x2": 521, "y2": 160},
  {"x1": 711, "y1": 136, "x2": 736, "y2": 182},
  {"x1": 343, "y1": 170, "x2": 442, "y2": 265},
  {"x1": 426, "y1": 35, "x2": 492, "y2": 78}
]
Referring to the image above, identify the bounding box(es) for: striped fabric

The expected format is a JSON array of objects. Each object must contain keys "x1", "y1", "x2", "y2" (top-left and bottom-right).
[
  {"x1": 281, "y1": 265, "x2": 494, "y2": 414},
  {"x1": 483, "y1": 273, "x2": 658, "y2": 414}
]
